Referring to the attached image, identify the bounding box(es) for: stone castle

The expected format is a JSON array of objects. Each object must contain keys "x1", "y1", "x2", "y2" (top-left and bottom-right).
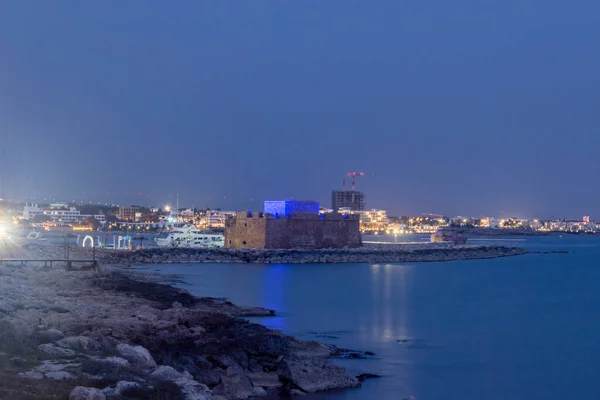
[{"x1": 225, "y1": 200, "x2": 362, "y2": 249}]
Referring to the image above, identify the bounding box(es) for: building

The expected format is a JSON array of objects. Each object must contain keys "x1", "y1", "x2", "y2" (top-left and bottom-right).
[
  {"x1": 359, "y1": 209, "x2": 389, "y2": 231},
  {"x1": 22, "y1": 203, "x2": 105, "y2": 225},
  {"x1": 117, "y1": 206, "x2": 139, "y2": 221},
  {"x1": 264, "y1": 199, "x2": 320, "y2": 217},
  {"x1": 44, "y1": 207, "x2": 81, "y2": 223},
  {"x1": 206, "y1": 210, "x2": 237, "y2": 228},
  {"x1": 23, "y1": 204, "x2": 81, "y2": 223},
  {"x1": 23, "y1": 203, "x2": 44, "y2": 220},
  {"x1": 331, "y1": 190, "x2": 366, "y2": 211},
  {"x1": 225, "y1": 200, "x2": 361, "y2": 249}
]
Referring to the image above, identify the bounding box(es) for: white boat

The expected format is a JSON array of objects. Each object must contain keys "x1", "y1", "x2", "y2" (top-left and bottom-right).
[{"x1": 154, "y1": 225, "x2": 224, "y2": 248}]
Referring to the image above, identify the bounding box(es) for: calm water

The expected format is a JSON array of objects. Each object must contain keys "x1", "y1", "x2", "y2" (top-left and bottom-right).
[{"x1": 137, "y1": 236, "x2": 600, "y2": 399}]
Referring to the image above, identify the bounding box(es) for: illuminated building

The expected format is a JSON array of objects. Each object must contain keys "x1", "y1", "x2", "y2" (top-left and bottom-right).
[
  {"x1": 331, "y1": 190, "x2": 366, "y2": 211},
  {"x1": 117, "y1": 206, "x2": 139, "y2": 221},
  {"x1": 22, "y1": 203, "x2": 105, "y2": 226},
  {"x1": 206, "y1": 210, "x2": 237, "y2": 228},
  {"x1": 359, "y1": 209, "x2": 389, "y2": 231},
  {"x1": 264, "y1": 200, "x2": 320, "y2": 217}
]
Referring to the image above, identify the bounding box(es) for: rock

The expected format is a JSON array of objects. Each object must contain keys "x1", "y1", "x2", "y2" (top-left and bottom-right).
[
  {"x1": 195, "y1": 369, "x2": 223, "y2": 387},
  {"x1": 56, "y1": 336, "x2": 102, "y2": 355},
  {"x1": 290, "y1": 389, "x2": 307, "y2": 396},
  {"x1": 116, "y1": 343, "x2": 157, "y2": 369},
  {"x1": 18, "y1": 371, "x2": 44, "y2": 379},
  {"x1": 151, "y1": 366, "x2": 211, "y2": 400},
  {"x1": 247, "y1": 371, "x2": 283, "y2": 389},
  {"x1": 151, "y1": 365, "x2": 182, "y2": 381},
  {"x1": 192, "y1": 354, "x2": 213, "y2": 370},
  {"x1": 91, "y1": 356, "x2": 130, "y2": 367},
  {"x1": 102, "y1": 381, "x2": 140, "y2": 397},
  {"x1": 212, "y1": 373, "x2": 255, "y2": 400},
  {"x1": 240, "y1": 332, "x2": 289, "y2": 357},
  {"x1": 357, "y1": 373, "x2": 381, "y2": 382},
  {"x1": 364, "y1": 351, "x2": 375, "y2": 356},
  {"x1": 252, "y1": 386, "x2": 267, "y2": 397},
  {"x1": 38, "y1": 328, "x2": 65, "y2": 343},
  {"x1": 39, "y1": 343, "x2": 76, "y2": 358},
  {"x1": 277, "y1": 355, "x2": 360, "y2": 393},
  {"x1": 70, "y1": 386, "x2": 107, "y2": 400},
  {"x1": 35, "y1": 361, "x2": 81, "y2": 373},
  {"x1": 45, "y1": 371, "x2": 76, "y2": 380}
]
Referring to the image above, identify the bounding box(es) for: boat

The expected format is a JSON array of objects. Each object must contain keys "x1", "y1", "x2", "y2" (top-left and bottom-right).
[{"x1": 154, "y1": 225, "x2": 225, "y2": 248}]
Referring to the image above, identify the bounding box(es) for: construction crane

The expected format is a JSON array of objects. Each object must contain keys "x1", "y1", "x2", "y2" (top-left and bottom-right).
[
  {"x1": 343, "y1": 172, "x2": 365, "y2": 191},
  {"x1": 342, "y1": 172, "x2": 365, "y2": 205}
]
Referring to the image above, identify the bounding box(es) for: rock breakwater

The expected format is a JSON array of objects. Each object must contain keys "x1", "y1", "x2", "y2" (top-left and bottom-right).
[{"x1": 102, "y1": 245, "x2": 526, "y2": 265}]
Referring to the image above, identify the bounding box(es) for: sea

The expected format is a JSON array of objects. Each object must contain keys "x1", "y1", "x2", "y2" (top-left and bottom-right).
[{"x1": 137, "y1": 235, "x2": 600, "y2": 400}]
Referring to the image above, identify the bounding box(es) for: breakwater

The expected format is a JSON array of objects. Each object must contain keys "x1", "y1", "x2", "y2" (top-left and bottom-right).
[{"x1": 102, "y1": 245, "x2": 526, "y2": 265}]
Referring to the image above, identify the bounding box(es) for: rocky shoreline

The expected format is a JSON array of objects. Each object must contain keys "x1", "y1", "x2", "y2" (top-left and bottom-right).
[
  {"x1": 0, "y1": 260, "x2": 370, "y2": 400},
  {"x1": 0, "y1": 242, "x2": 527, "y2": 399},
  {"x1": 101, "y1": 245, "x2": 527, "y2": 265}
]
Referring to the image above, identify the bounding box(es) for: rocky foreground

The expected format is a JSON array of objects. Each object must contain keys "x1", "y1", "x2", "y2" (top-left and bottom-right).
[
  {"x1": 110, "y1": 245, "x2": 526, "y2": 265},
  {"x1": 0, "y1": 261, "x2": 366, "y2": 400}
]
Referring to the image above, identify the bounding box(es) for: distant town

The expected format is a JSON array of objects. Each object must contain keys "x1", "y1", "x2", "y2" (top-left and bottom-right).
[{"x1": 0, "y1": 189, "x2": 596, "y2": 236}]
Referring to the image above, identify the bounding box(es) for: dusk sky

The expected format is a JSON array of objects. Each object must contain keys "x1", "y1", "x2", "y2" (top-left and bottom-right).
[{"x1": 0, "y1": 1, "x2": 598, "y2": 218}]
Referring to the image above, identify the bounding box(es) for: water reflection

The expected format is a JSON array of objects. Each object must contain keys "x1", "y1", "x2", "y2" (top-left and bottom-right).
[
  {"x1": 260, "y1": 264, "x2": 287, "y2": 331},
  {"x1": 363, "y1": 263, "x2": 413, "y2": 342}
]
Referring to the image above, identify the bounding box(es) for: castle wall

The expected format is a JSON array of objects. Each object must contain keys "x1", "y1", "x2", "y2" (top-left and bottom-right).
[
  {"x1": 225, "y1": 212, "x2": 361, "y2": 249},
  {"x1": 224, "y1": 212, "x2": 268, "y2": 249}
]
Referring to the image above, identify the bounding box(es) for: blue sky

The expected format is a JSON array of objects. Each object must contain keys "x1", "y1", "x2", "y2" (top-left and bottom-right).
[{"x1": 0, "y1": 1, "x2": 598, "y2": 218}]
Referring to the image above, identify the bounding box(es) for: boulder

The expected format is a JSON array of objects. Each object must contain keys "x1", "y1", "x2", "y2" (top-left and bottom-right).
[
  {"x1": 45, "y1": 371, "x2": 76, "y2": 380},
  {"x1": 247, "y1": 371, "x2": 283, "y2": 389},
  {"x1": 91, "y1": 356, "x2": 130, "y2": 367},
  {"x1": 212, "y1": 373, "x2": 255, "y2": 400},
  {"x1": 18, "y1": 371, "x2": 44, "y2": 380},
  {"x1": 102, "y1": 381, "x2": 140, "y2": 397},
  {"x1": 35, "y1": 361, "x2": 81, "y2": 373},
  {"x1": 239, "y1": 332, "x2": 289, "y2": 357},
  {"x1": 56, "y1": 336, "x2": 102, "y2": 355},
  {"x1": 116, "y1": 343, "x2": 157, "y2": 369},
  {"x1": 151, "y1": 366, "x2": 212, "y2": 400},
  {"x1": 38, "y1": 328, "x2": 65, "y2": 343},
  {"x1": 38, "y1": 343, "x2": 76, "y2": 358},
  {"x1": 151, "y1": 365, "x2": 182, "y2": 381},
  {"x1": 277, "y1": 355, "x2": 360, "y2": 393},
  {"x1": 70, "y1": 386, "x2": 107, "y2": 400}
]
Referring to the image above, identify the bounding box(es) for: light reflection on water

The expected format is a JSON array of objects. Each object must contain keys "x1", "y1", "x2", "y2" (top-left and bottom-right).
[{"x1": 136, "y1": 236, "x2": 600, "y2": 400}]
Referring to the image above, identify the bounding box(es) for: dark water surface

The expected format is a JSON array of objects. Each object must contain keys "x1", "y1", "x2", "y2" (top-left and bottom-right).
[{"x1": 138, "y1": 236, "x2": 600, "y2": 399}]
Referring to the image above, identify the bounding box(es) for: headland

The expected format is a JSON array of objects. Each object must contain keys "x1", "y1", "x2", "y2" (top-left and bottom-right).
[{"x1": 0, "y1": 258, "x2": 365, "y2": 399}]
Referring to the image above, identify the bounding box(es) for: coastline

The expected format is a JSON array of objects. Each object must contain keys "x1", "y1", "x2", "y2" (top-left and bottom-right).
[
  {"x1": 0, "y1": 261, "x2": 368, "y2": 399},
  {"x1": 0, "y1": 243, "x2": 527, "y2": 399}
]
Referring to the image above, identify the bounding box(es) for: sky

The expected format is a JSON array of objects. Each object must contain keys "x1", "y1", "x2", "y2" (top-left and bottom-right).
[{"x1": 0, "y1": 1, "x2": 598, "y2": 218}]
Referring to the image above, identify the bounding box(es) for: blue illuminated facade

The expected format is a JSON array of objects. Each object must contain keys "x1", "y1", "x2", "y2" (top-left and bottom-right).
[{"x1": 264, "y1": 200, "x2": 320, "y2": 218}]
